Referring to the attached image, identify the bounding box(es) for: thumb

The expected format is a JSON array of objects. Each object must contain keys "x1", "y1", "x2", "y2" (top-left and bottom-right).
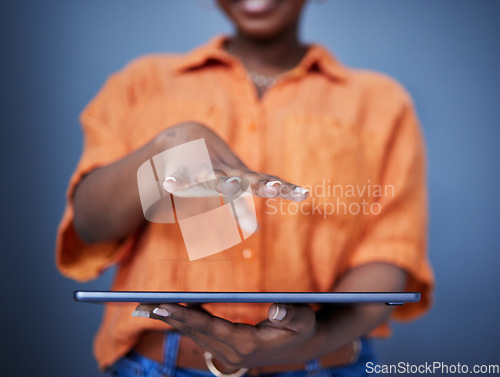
[{"x1": 268, "y1": 304, "x2": 316, "y2": 333}]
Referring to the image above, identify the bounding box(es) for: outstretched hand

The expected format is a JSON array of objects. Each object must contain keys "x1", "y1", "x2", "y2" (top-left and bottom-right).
[{"x1": 156, "y1": 122, "x2": 309, "y2": 201}]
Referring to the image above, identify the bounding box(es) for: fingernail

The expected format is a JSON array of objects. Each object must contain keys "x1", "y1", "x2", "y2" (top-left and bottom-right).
[
  {"x1": 294, "y1": 187, "x2": 309, "y2": 195},
  {"x1": 152, "y1": 307, "x2": 170, "y2": 317},
  {"x1": 226, "y1": 176, "x2": 242, "y2": 184},
  {"x1": 266, "y1": 180, "x2": 281, "y2": 187},
  {"x1": 272, "y1": 305, "x2": 287, "y2": 321},
  {"x1": 163, "y1": 177, "x2": 177, "y2": 192},
  {"x1": 132, "y1": 310, "x2": 150, "y2": 318}
]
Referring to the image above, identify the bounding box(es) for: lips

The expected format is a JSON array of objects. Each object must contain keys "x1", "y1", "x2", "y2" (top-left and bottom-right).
[{"x1": 235, "y1": 0, "x2": 279, "y2": 15}]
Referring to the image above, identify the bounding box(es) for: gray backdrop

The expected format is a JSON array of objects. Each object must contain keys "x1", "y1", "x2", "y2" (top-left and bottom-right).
[{"x1": 1, "y1": 1, "x2": 499, "y2": 376}]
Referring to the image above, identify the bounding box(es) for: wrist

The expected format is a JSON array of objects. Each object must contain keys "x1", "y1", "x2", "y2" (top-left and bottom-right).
[{"x1": 152, "y1": 121, "x2": 206, "y2": 155}]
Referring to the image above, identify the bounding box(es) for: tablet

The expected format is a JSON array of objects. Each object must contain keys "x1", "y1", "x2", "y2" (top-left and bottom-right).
[{"x1": 74, "y1": 291, "x2": 420, "y2": 306}]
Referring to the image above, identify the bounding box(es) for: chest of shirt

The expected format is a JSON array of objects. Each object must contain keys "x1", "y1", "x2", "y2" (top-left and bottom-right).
[{"x1": 121, "y1": 69, "x2": 376, "y2": 194}]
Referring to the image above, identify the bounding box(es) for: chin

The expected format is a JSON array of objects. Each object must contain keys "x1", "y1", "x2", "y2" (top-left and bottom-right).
[
  {"x1": 237, "y1": 18, "x2": 286, "y2": 40},
  {"x1": 217, "y1": 0, "x2": 306, "y2": 39}
]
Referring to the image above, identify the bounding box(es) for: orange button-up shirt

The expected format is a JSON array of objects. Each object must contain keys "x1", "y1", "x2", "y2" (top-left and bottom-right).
[{"x1": 56, "y1": 36, "x2": 433, "y2": 369}]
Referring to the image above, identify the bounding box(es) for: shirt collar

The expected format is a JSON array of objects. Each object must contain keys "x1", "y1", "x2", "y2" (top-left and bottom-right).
[
  {"x1": 174, "y1": 35, "x2": 349, "y2": 83},
  {"x1": 173, "y1": 36, "x2": 234, "y2": 73},
  {"x1": 297, "y1": 43, "x2": 349, "y2": 82}
]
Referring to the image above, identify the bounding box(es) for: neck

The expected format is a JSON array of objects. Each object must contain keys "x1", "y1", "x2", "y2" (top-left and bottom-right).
[{"x1": 228, "y1": 26, "x2": 306, "y2": 76}]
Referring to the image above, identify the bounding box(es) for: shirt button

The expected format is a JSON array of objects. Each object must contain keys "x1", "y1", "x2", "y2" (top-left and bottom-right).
[{"x1": 242, "y1": 248, "x2": 253, "y2": 259}]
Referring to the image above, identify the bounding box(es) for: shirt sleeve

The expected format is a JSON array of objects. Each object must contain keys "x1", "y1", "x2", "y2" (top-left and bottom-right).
[
  {"x1": 347, "y1": 92, "x2": 434, "y2": 323},
  {"x1": 56, "y1": 68, "x2": 136, "y2": 282}
]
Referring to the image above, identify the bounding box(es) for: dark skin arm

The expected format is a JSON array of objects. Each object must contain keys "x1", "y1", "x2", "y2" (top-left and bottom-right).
[
  {"x1": 135, "y1": 262, "x2": 407, "y2": 369},
  {"x1": 73, "y1": 121, "x2": 309, "y2": 243},
  {"x1": 72, "y1": 131, "x2": 163, "y2": 243}
]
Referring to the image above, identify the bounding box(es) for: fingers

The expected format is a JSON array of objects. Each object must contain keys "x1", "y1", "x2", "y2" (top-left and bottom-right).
[
  {"x1": 133, "y1": 304, "x2": 239, "y2": 364},
  {"x1": 163, "y1": 168, "x2": 308, "y2": 203},
  {"x1": 134, "y1": 303, "x2": 244, "y2": 344},
  {"x1": 267, "y1": 304, "x2": 316, "y2": 333},
  {"x1": 209, "y1": 170, "x2": 248, "y2": 196},
  {"x1": 161, "y1": 167, "x2": 189, "y2": 193},
  {"x1": 132, "y1": 303, "x2": 316, "y2": 367},
  {"x1": 169, "y1": 167, "x2": 249, "y2": 197},
  {"x1": 162, "y1": 176, "x2": 181, "y2": 193},
  {"x1": 132, "y1": 304, "x2": 158, "y2": 317},
  {"x1": 162, "y1": 164, "x2": 220, "y2": 194},
  {"x1": 240, "y1": 172, "x2": 309, "y2": 202}
]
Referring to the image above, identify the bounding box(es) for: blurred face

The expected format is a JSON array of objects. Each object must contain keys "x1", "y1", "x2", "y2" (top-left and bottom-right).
[{"x1": 216, "y1": 0, "x2": 308, "y2": 39}]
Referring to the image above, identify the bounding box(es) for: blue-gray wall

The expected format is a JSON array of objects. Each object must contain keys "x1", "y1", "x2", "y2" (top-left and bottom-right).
[{"x1": 1, "y1": 1, "x2": 499, "y2": 376}]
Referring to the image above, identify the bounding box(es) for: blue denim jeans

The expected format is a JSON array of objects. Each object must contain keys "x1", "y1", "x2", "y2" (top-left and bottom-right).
[{"x1": 106, "y1": 332, "x2": 377, "y2": 377}]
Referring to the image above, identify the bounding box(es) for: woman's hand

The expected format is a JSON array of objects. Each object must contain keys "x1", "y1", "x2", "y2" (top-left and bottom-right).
[
  {"x1": 74, "y1": 121, "x2": 307, "y2": 243},
  {"x1": 132, "y1": 303, "x2": 321, "y2": 369},
  {"x1": 154, "y1": 122, "x2": 309, "y2": 201},
  {"x1": 131, "y1": 264, "x2": 407, "y2": 370}
]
